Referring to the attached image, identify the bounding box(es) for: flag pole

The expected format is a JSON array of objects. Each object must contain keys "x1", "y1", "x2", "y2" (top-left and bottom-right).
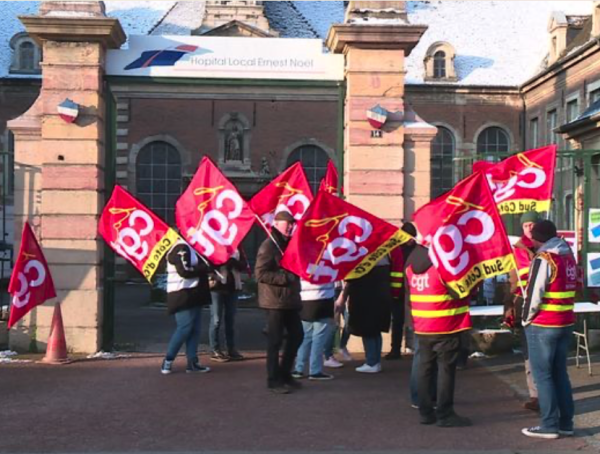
[{"x1": 254, "y1": 214, "x2": 284, "y2": 255}]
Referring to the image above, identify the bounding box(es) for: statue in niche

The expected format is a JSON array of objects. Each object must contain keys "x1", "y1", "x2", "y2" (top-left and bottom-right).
[
  {"x1": 259, "y1": 157, "x2": 271, "y2": 177},
  {"x1": 225, "y1": 123, "x2": 243, "y2": 162}
]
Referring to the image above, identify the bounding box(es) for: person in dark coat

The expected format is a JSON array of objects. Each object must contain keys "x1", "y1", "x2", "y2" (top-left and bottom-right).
[
  {"x1": 346, "y1": 258, "x2": 393, "y2": 373},
  {"x1": 255, "y1": 211, "x2": 303, "y2": 394},
  {"x1": 161, "y1": 240, "x2": 212, "y2": 375}
]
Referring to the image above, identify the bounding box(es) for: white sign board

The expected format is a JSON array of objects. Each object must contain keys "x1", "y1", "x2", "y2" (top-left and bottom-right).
[
  {"x1": 589, "y1": 209, "x2": 600, "y2": 243},
  {"x1": 107, "y1": 36, "x2": 344, "y2": 81},
  {"x1": 587, "y1": 253, "x2": 600, "y2": 287}
]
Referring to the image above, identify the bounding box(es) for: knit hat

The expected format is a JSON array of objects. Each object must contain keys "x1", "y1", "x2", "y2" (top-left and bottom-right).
[
  {"x1": 520, "y1": 210, "x2": 541, "y2": 225},
  {"x1": 401, "y1": 222, "x2": 417, "y2": 237},
  {"x1": 273, "y1": 210, "x2": 295, "y2": 223},
  {"x1": 531, "y1": 220, "x2": 557, "y2": 243}
]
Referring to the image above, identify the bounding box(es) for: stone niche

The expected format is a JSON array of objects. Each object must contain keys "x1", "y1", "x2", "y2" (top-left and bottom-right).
[{"x1": 218, "y1": 112, "x2": 252, "y2": 174}]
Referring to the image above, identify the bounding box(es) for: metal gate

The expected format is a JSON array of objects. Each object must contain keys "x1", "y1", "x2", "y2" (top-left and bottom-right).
[{"x1": 0, "y1": 141, "x2": 14, "y2": 321}]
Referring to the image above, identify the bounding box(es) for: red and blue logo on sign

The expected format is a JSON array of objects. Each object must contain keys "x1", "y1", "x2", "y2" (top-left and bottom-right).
[{"x1": 124, "y1": 45, "x2": 212, "y2": 70}]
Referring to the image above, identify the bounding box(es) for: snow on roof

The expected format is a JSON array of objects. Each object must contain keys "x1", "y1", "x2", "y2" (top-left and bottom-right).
[
  {"x1": 1, "y1": 0, "x2": 596, "y2": 87},
  {"x1": 0, "y1": 1, "x2": 174, "y2": 78},
  {"x1": 404, "y1": 0, "x2": 594, "y2": 87}
]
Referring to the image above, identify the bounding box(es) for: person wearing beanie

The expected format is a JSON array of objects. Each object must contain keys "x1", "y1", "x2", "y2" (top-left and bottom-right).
[
  {"x1": 255, "y1": 210, "x2": 303, "y2": 394},
  {"x1": 506, "y1": 210, "x2": 541, "y2": 412},
  {"x1": 521, "y1": 219, "x2": 577, "y2": 439}
]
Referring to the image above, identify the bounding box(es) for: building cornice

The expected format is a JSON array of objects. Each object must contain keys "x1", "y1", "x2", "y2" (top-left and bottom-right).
[
  {"x1": 326, "y1": 24, "x2": 427, "y2": 55},
  {"x1": 19, "y1": 16, "x2": 126, "y2": 49}
]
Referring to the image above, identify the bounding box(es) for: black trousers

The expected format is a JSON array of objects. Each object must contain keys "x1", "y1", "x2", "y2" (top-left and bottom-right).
[
  {"x1": 266, "y1": 309, "x2": 304, "y2": 388},
  {"x1": 390, "y1": 299, "x2": 405, "y2": 354},
  {"x1": 417, "y1": 333, "x2": 461, "y2": 420}
]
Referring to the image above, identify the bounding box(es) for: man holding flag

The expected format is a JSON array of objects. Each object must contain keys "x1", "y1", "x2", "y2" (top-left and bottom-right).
[{"x1": 255, "y1": 211, "x2": 303, "y2": 394}]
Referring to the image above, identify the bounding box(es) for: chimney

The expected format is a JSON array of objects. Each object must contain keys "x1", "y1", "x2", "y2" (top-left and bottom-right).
[{"x1": 548, "y1": 11, "x2": 568, "y2": 65}]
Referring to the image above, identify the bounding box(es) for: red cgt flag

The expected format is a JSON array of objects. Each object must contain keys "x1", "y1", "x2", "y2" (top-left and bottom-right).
[
  {"x1": 250, "y1": 161, "x2": 313, "y2": 225},
  {"x1": 8, "y1": 223, "x2": 56, "y2": 329},
  {"x1": 176, "y1": 156, "x2": 255, "y2": 265},
  {"x1": 98, "y1": 185, "x2": 181, "y2": 281},
  {"x1": 319, "y1": 160, "x2": 339, "y2": 195},
  {"x1": 473, "y1": 145, "x2": 557, "y2": 215},
  {"x1": 281, "y1": 191, "x2": 413, "y2": 284},
  {"x1": 413, "y1": 171, "x2": 515, "y2": 298}
]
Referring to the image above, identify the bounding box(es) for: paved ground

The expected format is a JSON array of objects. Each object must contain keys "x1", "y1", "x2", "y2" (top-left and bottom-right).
[{"x1": 1, "y1": 283, "x2": 598, "y2": 453}]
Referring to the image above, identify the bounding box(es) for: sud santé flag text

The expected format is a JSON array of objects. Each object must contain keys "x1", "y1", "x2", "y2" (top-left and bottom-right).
[
  {"x1": 413, "y1": 171, "x2": 514, "y2": 298},
  {"x1": 98, "y1": 185, "x2": 180, "y2": 281},
  {"x1": 473, "y1": 145, "x2": 556, "y2": 215}
]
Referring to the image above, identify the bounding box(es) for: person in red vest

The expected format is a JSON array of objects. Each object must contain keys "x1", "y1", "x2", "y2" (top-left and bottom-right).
[
  {"x1": 386, "y1": 222, "x2": 417, "y2": 360},
  {"x1": 521, "y1": 220, "x2": 576, "y2": 440},
  {"x1": 506, "y1": 211, "x2": 541, "y2": 411},
  {"x1": 405, "y1": 243, "x2": 472, "y2": 427}
]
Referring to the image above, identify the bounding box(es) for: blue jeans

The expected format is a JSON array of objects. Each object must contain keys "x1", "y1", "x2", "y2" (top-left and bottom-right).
[
  {"x1": 209, "y1": 291, "x2": 237, "y2": 352},
  {"x1": 362, "y1": 334, "x2": 382, "y2": 366},
  {"x1": 324, "y1": 306, "x2": 350, "y2": 358},
  {"x1": 526, "y1": 325, "x2": 574, "y2": 432},
  {"x1": 295, "y1": 318, "x2": 332, "y2": 375},
  {"x1": 166, "y1": 306, "x2": 202, "y2": 361}
]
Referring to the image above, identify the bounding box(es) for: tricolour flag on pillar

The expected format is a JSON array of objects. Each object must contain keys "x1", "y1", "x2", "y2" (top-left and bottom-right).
[
  {"x1": 413, "y1": 171, "x2": 515, "y2": 298},
  {"x1": 98, "y1": 185, "x2": 181, "y2": 281},
  {"x1": 175, "y1": 156, "x2": 255, "y2": 265},
  {"x1": 249, "y1": 161, "x2": 313, "y2": 225},
  {"x1": 319, "y1": 160, "x2": 339, "y2": 195},
  {"x1": 280, "y1": 191, "x2": 413, "y2": 284},
  {"x1": 473, "y1": 145, "x2": 557, "y2": 215},
  {"x1": 8, "y1": 223, "x2": 56, "y2": 329}
]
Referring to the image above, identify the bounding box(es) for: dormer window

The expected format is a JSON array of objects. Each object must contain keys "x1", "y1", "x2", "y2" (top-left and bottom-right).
[
  {"x1": 433, "y1": 51, "x2": 446, "y2": 78},
  {"x1": 9, "y1": 33, "x2": 42, "y2": 75},
  {"x1": 424, "y1": 42, "x2": 457, "y2": 82}
]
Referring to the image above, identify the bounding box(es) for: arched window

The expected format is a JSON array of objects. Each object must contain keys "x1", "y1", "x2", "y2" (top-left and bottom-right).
[
  {"x1": 476, "y1": 126, "x2": 510, "y2": 158},
  {"x1": 9, "y1": 33, "x2": 41, "y2": 74},
  {"x1": 136, "y1": 141, "x2": 182, "y2": 224},
  {"x1": 433, "y1": 51, "x2": 446, "y2": 78},
  {"x1": 286, "y1": 144, "x2": 329, "y2": 195},
  {"x1": 430, "y1": 126, "x2": 455, "y2": 199}
]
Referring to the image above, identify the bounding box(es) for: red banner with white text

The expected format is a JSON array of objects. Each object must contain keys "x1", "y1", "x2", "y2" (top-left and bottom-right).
[
  {"x1": 8, "y1": 223, "x2": 56, "y2": 329},
  {"x1": 413, "y1": 171, "x2": 515, "y2": 298},
  {"x1": 176, "y1": 156, "x2": 255, "y2": 265},
  {"x1": 281, "y1": 191, "x2": 413, "y2": 283},
  {"x1": 250, "y1": 161, "x2": 313, "y2": 225},
  {"x1": 474, "y1": 145, "x2": 556, "y2": 215},
  {"x1": 98, "y1": 185, "x2": 181, "y2": 281}
]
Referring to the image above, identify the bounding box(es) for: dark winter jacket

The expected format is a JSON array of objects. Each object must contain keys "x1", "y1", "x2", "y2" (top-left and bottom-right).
[
  {"x1": 347, "y1": 261, "x2": 392, "y2": 337},
  {"x1": 165, "y1": 242, "x2": 211, "y2": 315},
  {"x1": 255, "y1": 228, "x2": 302, "y2": 311}
]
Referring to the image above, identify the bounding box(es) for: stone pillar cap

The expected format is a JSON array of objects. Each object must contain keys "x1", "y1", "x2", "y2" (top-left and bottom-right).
[{"x1": 326, "y1": 23, "x2": 427, "y2": 55}]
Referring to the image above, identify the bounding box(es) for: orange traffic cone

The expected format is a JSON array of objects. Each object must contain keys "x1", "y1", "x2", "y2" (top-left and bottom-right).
[{"x1": 41, "y1": 302, "x2": 71, "y2": 364}]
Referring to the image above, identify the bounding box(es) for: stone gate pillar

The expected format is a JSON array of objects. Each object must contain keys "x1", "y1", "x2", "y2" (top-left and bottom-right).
[
  {"x1": 7, "y1": 2, "x2": 124, "y2": 353},
  {"x1": 326, "y1": 2, "x2": 436, "y2": 353}
]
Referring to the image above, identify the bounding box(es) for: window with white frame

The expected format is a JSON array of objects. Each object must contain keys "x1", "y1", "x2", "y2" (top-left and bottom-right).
[
  {"x1": 566, "y1": 98, "x2": 579, "y2": 122},
  {"x1": 530, "y1": 118, "x2": 539, "y2": 149},
  {"x1": 9, "y1": 33, "x2": 41, "y2": 74},
  {"x1": 424, "y1": 42, "x2": 457, "y2": 81},
  {"x1": 476, "y1": 126, "x2": 510, "y2": 158},
  {"x1": 136, "y1": 141, "x2": 182, "y2": 224}
]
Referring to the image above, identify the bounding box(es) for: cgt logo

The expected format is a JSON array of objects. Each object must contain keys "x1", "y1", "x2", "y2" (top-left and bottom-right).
[
  {"x1": 263, "y1": 182, "x2": 311, "y2": 225},
  {"x1": 12, "y1": 255, "x2": 47, "y2": 308},
  {"x1": 566, "y1": 262, "x2": 577, "y2": 283},
  {"x1": 427, "y1": 197, "x2": 495, "y2": 276},
  {"x1": 410, "y1": 274, "x2": 430, "y2": 292},
  {"x1": 486, "y1": 154, "x2": 546, "y2": 203},
  {"x1": 306, "y1": 214, "x2": 373, "y2": 282},
  {"x1": 187, "y1": 187, "x2": 245, "y2": 258},
  {"x1": 111, "y1": 208, "x2": 154, "y2": 263}
]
